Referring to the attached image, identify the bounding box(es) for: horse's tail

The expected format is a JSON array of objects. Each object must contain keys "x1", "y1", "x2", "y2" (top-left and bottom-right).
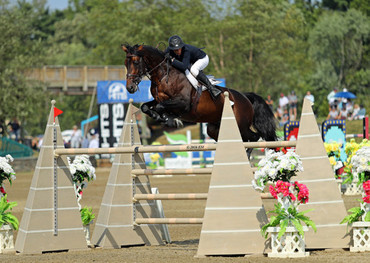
[{"x1": 244, "y1": 92, "x2": 277, "y2": 141}]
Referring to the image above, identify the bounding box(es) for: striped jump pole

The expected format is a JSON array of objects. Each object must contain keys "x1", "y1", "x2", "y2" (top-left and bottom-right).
[
  {"x1": 54, "y1": 140, "x2": 297, "y2": 156},
  {"x1": 133, "y1": 193, "x2": 208, "y2": 201},
  {"x1": 131, "y1": 168, "x2": 213, "y2": 176},
  {"x1": 135, "y1": 218, "x2": 203, "y2": 225}
]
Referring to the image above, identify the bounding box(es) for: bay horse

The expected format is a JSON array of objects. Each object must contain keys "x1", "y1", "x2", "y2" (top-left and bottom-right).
[{"x1": 121, "y1": 44, "x2": 277, "y2": 156}]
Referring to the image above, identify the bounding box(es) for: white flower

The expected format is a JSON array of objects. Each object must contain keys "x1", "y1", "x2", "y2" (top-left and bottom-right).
[
  {"x1": 251, "y1": 149, "x2": 304, "y2": 192},
  {"x1": 5, "y1": 154, "x2": 14, "y2": 162},
  {"x1": 70, "y1": 165, "x2": 77, "y2": 175},
  {"x1": 350, "y1": 146, "x2": 370, "y2": 176},
  {"x1": 69, "y1": 155, "x2": 96, "y2": 183},
  {"x1": 252, "y1": 179, "x2": 264, "y2": 192},
  {"x1": 267, "y1": 167, "x2": 278, "y2": 179},
  {"x1": 0, "y1": 155, "x2": 16, "y2": 184}
]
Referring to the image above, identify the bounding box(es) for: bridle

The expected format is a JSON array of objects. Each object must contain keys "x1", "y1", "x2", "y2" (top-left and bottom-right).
[
  {"x1": 125, "y1": 54, "x2": 145, "y2": 86},
  {"x1": 125, "y1": 53, "x2": 167, "y2": 86}
]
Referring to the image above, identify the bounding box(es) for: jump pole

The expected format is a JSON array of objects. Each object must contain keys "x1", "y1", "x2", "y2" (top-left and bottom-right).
[{"x1": 54, "y1": 141, "x2": 296, "y2": 156}]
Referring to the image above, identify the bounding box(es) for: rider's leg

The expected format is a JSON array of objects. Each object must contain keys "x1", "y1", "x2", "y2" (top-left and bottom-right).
[
  {"x1": 185, "y1": 69, "x2": 199, "y2": 88},
  {"x1": 196, "y1": 71, "x2": 221, "y2": 100},
  {"x1": 190, "y1": 55, "x2": 221, "y2": 99}
]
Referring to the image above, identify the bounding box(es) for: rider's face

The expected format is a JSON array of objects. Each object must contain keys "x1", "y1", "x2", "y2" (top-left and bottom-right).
[{"x1": 173, "y1": 48, "x2": 182, "y2": 56}]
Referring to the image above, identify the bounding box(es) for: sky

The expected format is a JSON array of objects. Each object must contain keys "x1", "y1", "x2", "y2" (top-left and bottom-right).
[{"x1": 46, "y1": 0, "x2": 69, "y2": 10}]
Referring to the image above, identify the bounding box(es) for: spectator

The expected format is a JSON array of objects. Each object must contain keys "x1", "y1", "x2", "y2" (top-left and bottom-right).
[
  {"x1": 350, "y1": 104, "x2": 360, "y2": 119},
  {"x1": 279, "y1": 93, "x2": 289, "y2": 111},
  {"x1": 31, "y1": 137, "x2": 39, "y2": 151},
  {"x1": 38, "y1": 136, "x2": 43, "y2": 149},
  {"x1": 275, "y1": 106, "x2": 283, "y2": 120},
  {"x1": 338, "y1": 103, "x2": 348, "y2": 120},
  {"x1": 81, "y1": 135, "x2": 90, "y2": 148},
  {"x1": 0, "y1": 119, "x2": 5, "y2": 136},
  {"x1": 346, "y1": 99, "x2": 353, "y2": 113},
  {"x1": 327, "y1": 87, "x2": 338, "y2": 106},
  {"x1": 288, "y1": 91, "x2": 298, "y2": 121},
  {"x1": 326, "y1": 105, "x2": 339, "y2": 120},
  {"x1": 265, "y1": 94, "x2": 274, "y2": 112},
  {"x1": 70, "y1": 125, "x2": 82, "y2": 148},
  {"x1": 280, "y1": 108, "x2": 289, "y2": 126},
  {"x1": 350, "y1": 104, "x2": 366, "y2": 120},
  {"x1": 7, "y1": 118, "x2": 21, "y2": 141},
  {"x1": 88, "y1": 129, "x2": 99, "y2": 148},
  {"x1": 304, "y1": 91, "x2": 315, "y2": 104}
]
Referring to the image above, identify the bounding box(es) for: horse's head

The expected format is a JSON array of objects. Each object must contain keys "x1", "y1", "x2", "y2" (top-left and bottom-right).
[{"x1": 121, "y1": 44, "x2": 146, "y2": 93}]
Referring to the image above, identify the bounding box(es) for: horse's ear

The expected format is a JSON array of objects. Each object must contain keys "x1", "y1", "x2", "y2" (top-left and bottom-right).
[
  {"x1": 137, "y1": 45, "x2": 144, "y2": 51},
  {"x1": 121, "y1": 44, "x2": 129, "y2": 53}
]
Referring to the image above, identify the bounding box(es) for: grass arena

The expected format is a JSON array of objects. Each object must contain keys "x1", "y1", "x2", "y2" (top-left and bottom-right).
[{"x1": 1, "y1": 94, "x2": 370, "y2": 262}]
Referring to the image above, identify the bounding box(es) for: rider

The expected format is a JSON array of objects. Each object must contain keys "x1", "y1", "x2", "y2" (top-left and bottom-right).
[{"x1": 165, "y1": 35, "x2": 221, "y2": 100}]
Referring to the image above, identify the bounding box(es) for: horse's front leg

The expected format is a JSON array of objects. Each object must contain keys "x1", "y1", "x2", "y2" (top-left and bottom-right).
[
  {"x1": 153, "y1": 103, "x2": 183, "y2": 128},
  {"x1": 141, "y1": 100, "x2": 165, "y2": 122}
]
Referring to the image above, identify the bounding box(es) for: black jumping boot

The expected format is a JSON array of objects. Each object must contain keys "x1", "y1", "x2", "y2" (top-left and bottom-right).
[{"x1": 196, "y1": 71, "x2": 222, "y2": 101}]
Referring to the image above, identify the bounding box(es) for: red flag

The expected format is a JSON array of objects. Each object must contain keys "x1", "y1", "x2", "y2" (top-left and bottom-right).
[{"x1": 54, "y1": 107, "x2": 63, "y2": 122}]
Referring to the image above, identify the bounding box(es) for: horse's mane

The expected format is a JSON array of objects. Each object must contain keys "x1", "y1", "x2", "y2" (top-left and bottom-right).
[{"x1": 130, "y1": 44, "x2": 164, "y2": 59}]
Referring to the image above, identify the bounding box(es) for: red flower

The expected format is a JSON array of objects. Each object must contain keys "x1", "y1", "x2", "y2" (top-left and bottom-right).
[
  {"x1": 363, "y1": 194, "x2": 370, "y2": 204},
  {"x1": 294, "y1": 181, "x2": 310, "y2": 204},
  {"x1": 269, "y1": 185, "x2": 278, "y2": 199},
  {"x1": 275, "y1": 147, "x2": 287, "y2": 154},
  {"x1": 289, "y1": 192, "x2": 296, "y2": 201},
  {"x1": 363, "y1": 180, "x2": 370, "y2": 191},
  {"x1": 0, "y1": 187, "x2": 6, "y2": 194}
]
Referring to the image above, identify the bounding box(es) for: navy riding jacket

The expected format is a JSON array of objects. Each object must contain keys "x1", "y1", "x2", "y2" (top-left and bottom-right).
[{"x1": 165, "y1": 44, "x2": 206, "y2": 72}]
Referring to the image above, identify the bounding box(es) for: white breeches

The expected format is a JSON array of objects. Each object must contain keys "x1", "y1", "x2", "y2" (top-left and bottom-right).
[{"x1": 185, "y1": 55, "x2": 209, "y2": 88}]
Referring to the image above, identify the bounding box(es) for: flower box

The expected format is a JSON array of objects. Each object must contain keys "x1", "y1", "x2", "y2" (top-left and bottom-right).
[
  {"x1": 83, "y1": 223, "x2": 94, "y2": 248},
  {"x1": 350, "y1": 222, "x2": 370, "y2": 252},
  {"x1": 267, "y1": 226, "x2": 309, "y2": 258},
  {"x1": 343, "y1": 181, "x2": 363, "y2": 196},
  {"x1": 0, "y1": 225, "x2": 15, "y2": 254}
]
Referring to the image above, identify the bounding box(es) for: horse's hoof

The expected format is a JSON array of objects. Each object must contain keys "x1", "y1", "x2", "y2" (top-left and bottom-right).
[
  {"x1": 153, "y1": 113, "x2": 161, "y2": 121},
  {"x1": 174, "y1": 118, "x2": 183, "y2": 128}
]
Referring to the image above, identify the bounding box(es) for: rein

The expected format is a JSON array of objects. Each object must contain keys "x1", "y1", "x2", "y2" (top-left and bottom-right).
[
  {"x1": 126, "y1": 52, "x2": 169, "y2": 102},
  {"x1": 126, "y1": 53, "x2": 167, "y2": 81}
]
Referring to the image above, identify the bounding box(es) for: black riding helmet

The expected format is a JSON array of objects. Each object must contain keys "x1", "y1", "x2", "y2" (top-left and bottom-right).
[{"x1": 168, "y1": 35, "x2": 184, "y2": 50}]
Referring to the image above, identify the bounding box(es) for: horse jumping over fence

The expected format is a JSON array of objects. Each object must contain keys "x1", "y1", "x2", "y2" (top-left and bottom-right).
[{"x1": 121, "y1": 44, "x2": 277, "y2": 155}]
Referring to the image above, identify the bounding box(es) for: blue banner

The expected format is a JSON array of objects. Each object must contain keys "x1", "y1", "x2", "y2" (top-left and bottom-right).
[
  {"x1": 97, "y1": 80, "x2": 153, "y2": 104},
  {"x1": 97, "y1": 78, "x2": 226, "y2": 104}
]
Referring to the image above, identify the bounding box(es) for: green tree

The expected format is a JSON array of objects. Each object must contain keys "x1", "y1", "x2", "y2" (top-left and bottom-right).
[
  {"x1": 208, "y1": 0, "x2": 309, "y2": 100},
  {"x1": 0, "y1": 0, "x2": 48, "y2": 137},
  {"x1": 350, "y1": 0, "x2": 370, "y2": 17},
  {"x1": 308, "y1": 8, "x2": 370, "y2": 111}
]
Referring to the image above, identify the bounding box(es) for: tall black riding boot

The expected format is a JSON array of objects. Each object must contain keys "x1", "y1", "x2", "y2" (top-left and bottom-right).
[{"x1": 196, "y1": 71, "x2": 222, "y2": 101}]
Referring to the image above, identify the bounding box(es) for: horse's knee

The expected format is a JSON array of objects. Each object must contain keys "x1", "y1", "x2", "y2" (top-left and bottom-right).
[
  {"x1": 246, "y1": 148, "x2": 253, "y2": 160},
  {"x1": 155, "y1": 104, "x2": 166, "y2": 114},
  {"x1": 141, "y1": 104, "x2": 149, "y2": 113}
]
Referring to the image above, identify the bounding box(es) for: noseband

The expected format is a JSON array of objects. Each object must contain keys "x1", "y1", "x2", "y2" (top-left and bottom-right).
[
  {"x1": 126, "y1": 54, "x2": 145, "y2": 86},
  {"x1": 125, "y1": 53, "x2": 167, "y2": 84}
]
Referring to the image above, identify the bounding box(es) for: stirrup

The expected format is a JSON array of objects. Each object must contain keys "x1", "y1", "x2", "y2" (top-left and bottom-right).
[
  {"x1": 210, "y1": 87, "x2": 222, "y2": 97},
  {"x1": 208, "y1": 88, "x2": 218, "y2": 102}
]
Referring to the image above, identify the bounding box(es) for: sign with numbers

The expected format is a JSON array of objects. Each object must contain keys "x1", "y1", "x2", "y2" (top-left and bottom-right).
[{"x1": 98, "y1": 103, "x2": 127, "y2": 157}]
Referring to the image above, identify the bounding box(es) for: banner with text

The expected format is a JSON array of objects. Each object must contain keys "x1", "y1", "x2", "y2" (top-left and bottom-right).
[{"x1": 97, "y1": 80, "x2": 153, "y2": 104}]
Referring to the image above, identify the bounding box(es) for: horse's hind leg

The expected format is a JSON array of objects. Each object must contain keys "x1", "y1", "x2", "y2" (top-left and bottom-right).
[
  {"x1": 206, "y1": 122, "x2": 220, "y2": 141},
  {"x1": 241, "y1": 128, "x2": 261, "y2": 160}
]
